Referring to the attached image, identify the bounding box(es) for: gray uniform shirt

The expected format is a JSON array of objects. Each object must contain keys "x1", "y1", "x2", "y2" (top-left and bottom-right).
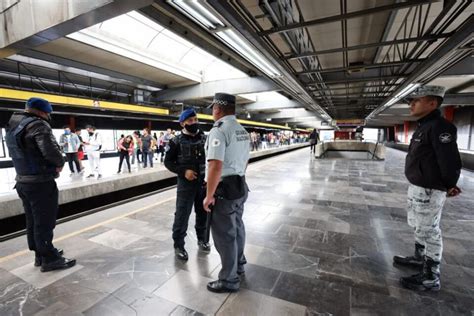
[{"x1": 205, "y1": 115, "x2": 250, "y2": 181}]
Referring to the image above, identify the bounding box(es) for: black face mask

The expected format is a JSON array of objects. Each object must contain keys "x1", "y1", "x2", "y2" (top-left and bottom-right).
[
  {"x1": 184, "y1": 123, "x2": 199, "y2": 134},
  {"x1": 45, "y1": 114, "x2": 52, "y2": 122},
  {"x1": 88, "y1": 132, "x2": 94, "y2": 136}
]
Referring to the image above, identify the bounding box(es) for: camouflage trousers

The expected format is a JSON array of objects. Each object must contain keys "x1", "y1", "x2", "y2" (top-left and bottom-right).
[{"x1": 407, "y1": 184, "x2": 446, "y2": 262}]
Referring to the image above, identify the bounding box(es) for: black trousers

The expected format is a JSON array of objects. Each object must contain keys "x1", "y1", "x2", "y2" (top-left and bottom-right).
[
  {"x1": 172, "y1": 177, "x2": 207, "y2": 248},
  {"x1": 16, "y1": 180, "x2": 60, "y2": 261},
  {"x1": 118, "y1": 151, "x2": 131, "y2": 172},
  {"x1": 65, "y1": 152, "x2": 81, "y2": 173}
]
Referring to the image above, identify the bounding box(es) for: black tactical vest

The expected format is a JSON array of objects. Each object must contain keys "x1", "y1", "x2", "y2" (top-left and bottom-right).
[
  {"x1": 6, "y1": 116, "x2": 56, "y2": 176},
  {"x1": 173, "y1": 132, "x2": 206, "y2": 176}
]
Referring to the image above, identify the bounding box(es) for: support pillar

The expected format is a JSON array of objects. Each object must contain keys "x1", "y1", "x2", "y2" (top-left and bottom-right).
[
  {"x1": 404, "y1": 121, "x2": 410, "y2": 144},
  {"x1": 69, "y1": 116, "x2": 76, "y2": 130},
  {"x1": 444, "y1": 105, "x2": 455, "y2": 122}
]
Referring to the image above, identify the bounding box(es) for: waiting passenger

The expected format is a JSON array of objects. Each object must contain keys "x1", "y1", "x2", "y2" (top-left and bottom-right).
[
  {"x1": 165, "y1": 108, "x2": 209, "y2": 260},
  {"x1": 75, "y1": 128, "x2": 85, "y2": 171},
  {"x1": 309, "y1": 128, "x2": 319, "y2": 154},
  {"x1": 157, "y1": 131, "x2": 166, "y2": 163},
  {"x1": 131, "y1": 131, "x2": 142, "y2": 165},
  {"x1": 59, "y1": 125, "x2": 81, "y2": 175},
  {"x1": 84, "y1": 125, "x2": 102, "y2": 179},
  {"x1": 5, "y1": 97, "x2": 76, "y2": 272},
  {"x1": 117, "y1": 135, "x2": 133, "y2": 173},
  {"x1": 141, "y1": 128, "x2": 154, "y2": 168},
  {"x1": 394, "y1": 85, "x2": 462, "y2": 291}
]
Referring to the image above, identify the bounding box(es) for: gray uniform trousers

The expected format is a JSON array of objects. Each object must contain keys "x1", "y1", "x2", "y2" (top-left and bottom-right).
[
  {"x1": 211, "y1": 189, "x2": 248, "y2": 289},
  {"x1": 407, "y1": 184, "x2": 446, "y2": 262}
]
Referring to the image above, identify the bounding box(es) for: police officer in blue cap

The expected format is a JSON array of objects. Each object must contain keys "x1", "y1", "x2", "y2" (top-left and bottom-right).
[
  {"x1": 5, "y1": 97, "x2": 76, "y2": 272},
  {"x1": 164, "y1": 108, "x2": 210, "y2": 260}
]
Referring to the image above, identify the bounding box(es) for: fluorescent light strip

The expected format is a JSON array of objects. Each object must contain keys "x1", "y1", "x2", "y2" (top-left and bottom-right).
[{"x1": 169, "y1": 1, "x2": 281, "y2": 78}]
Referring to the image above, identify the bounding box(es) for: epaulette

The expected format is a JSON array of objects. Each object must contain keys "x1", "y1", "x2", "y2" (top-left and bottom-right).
[{"x1": 213, "y1": 121, "x2": 224, "y2": 128}]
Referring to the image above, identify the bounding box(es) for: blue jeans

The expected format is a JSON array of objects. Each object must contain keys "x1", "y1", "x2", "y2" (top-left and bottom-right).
[{"x1": 142, "y1": 150, "x2": 153, "y2": 167}]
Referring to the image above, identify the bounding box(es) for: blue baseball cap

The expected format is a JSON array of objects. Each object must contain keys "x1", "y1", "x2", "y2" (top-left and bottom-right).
[
  {"x1": 26, "y1": 97, "x2": 53, "y2": 113},
  {"x1": 179, "y1": 108, "x2": 197, "y2": 123}
]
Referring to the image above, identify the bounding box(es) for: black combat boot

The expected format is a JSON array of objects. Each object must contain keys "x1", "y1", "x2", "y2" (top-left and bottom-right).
[
  {"x1": 41, "y1": 256, "x2": 76, "y2": 272},
  {"x1": 34, "y1": 248, "x2": 64, "y2": 267},
  {"x1": 400, "y1": 257, "x2": 441, "y2": 291},
  {"x1": 175, "y1": 247, "x2": 188, "y2": 261},
  {"x1": 393, "y1": 242, "x2": 425, "y2": 268}
]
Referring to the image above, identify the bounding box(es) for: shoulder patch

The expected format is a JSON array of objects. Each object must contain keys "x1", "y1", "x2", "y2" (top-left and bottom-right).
[
  {"x1": 211, "y1": 139, "x2": 221, "y2": 147},
  {"x1": 439, "y1": 133, "x2": 453, "y2": 144},
  {"x1": 213, "y1": 121, "x2": 224, "y2": 128}
]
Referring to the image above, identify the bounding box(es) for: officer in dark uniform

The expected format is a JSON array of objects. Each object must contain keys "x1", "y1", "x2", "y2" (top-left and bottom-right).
[
  {"x1": 393, "y1": 85, "x2": 462, "y2": 291},
  {"x1": 203, "y1": 93, "x2": 250, "y2": 293},
  {"x1": 164, "y1": 108, "x2": 209, "y2": 261},
  {"x1": 6, "y1": 97, "x2": 76, "y2": 272}
]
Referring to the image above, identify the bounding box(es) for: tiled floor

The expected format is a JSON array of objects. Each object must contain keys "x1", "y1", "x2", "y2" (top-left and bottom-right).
[{"x1": 0, "y1": 147, "x2": 473, "y2": 315}]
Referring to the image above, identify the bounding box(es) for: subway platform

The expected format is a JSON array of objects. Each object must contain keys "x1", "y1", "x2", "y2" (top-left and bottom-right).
[
  {"x1": 0, "y1": 143, "x2": 307, "y2": 221},
  {"x1": 0, "y1": 147, "x2": 473, "y2": 315}
]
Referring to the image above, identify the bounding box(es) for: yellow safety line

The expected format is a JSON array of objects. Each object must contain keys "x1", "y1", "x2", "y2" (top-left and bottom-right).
[
  {"x1": 0, "y1": 196, "x2": 175, "y2": 264},
  {"x1": 0, "y1": 88, "x2": 169, "y2": 115}
]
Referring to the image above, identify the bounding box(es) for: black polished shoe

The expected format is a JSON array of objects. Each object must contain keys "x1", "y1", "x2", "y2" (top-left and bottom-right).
[
  {"x1": 207, "y1": 280, "x2": 239, "y2": 293},
  {"x1": 34, "y1": 249, "x2": 64, "y2": 267},
  {"x1": 175, "y1": 247, "x2": 188, "y2": 261},
  {"x1": 40, "y1": 256, "x2": 76, "y2": 272},
  {"x1": 237, "y1": 270, "x2": 245, "y2": 276},
  {"x1": 197, "y1": 240, "x2": 211, "y2": 252}
]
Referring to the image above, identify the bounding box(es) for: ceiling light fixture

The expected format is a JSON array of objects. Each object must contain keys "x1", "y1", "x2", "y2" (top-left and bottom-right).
[{"x1": 168, "y1": 0, "x2": 281, "y2": 78}]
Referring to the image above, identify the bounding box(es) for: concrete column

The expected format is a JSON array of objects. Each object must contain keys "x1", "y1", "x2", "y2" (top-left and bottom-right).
[
  {"x1": 394, "y1": 125, "x2": 398, "y2": 142},
  {"x1": 404, "y1": 121, "x2": 410, "y2": 144},
  {"x1": 444, "y1": 105, "x2": 455, "y2": 122},
  {"x1": 69, "y1": 116, "x2": 76, "y2": 130}
]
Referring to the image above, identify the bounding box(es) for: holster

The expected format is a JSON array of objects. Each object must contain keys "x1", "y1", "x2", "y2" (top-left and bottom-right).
[{"x1": 215, "y1": 175, "x2": 247, "y2": 200}]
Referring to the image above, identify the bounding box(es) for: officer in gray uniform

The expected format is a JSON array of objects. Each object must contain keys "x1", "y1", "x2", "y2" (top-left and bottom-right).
[
  {"x1": 394, "y1": 85, "x2": 462, "y2": 291},
  {"x1": 203, "y1": 93, "x2": 250, "y2": 293}
]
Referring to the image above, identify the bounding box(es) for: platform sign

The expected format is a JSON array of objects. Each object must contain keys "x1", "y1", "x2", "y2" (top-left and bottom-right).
[{"x1": 332, "y1": 119, "x2": 366, "y2": 127}]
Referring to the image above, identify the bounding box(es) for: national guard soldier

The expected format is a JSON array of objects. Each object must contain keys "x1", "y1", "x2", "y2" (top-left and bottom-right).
[
  {"x1": 203, "y1": 93, "x2": 250, "y2": 293},
  {"x1": 394, "y1": 85, "x2": 462, "y2": 291},
  {"x1": 164, "y1": 108, "x2": 209, "y2": 260},
  {"x1": 6, "y1": 97, "x2": 76, "y2": 272}
]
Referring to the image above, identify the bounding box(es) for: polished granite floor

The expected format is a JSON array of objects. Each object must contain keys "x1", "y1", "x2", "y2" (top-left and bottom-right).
[{"x1": 0, "y1": 147, "x2": 473, "y2": 315}]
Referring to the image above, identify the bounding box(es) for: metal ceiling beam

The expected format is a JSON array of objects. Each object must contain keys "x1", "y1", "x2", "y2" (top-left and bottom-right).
[
  {"x1": 311, "y1": 84, "x2": 398, "y2": 91},
  {"x1": 285, "y1": 33, "x2": 451, "y2": 60},
  {"x1": 297, "y1": 59, "x2": 425, "y2": 75},
  {"x1": 438, "y1": 56, "x2": 474, "y2": 76},
  {"x1": 320, "y1": 67, "x2": 409, "y2": 82},
  {"x1": 252, "y1": 108, "x2": 317, "y2": 119},
  {"x1": 369, "y1": 14, "x2": 474, "y2": 119},
  {"x1": 308, "y1": 75, "x2": 404, "y2": 85},
  {"x1": 443, "y1": 93, "x2": 474, "y2": 105},
  {"x1": 258, "y1": 0, "x2": 432, "y2": 36},
  {"x1": 11, "y1": 50, "x2": 166, "y2": 90},
  {"x1": 153, "y1": 77, "x2": 279, "y2": 101},
  {"x1": 243, "y1": 99, "x2": 302, "y2": 111}
]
